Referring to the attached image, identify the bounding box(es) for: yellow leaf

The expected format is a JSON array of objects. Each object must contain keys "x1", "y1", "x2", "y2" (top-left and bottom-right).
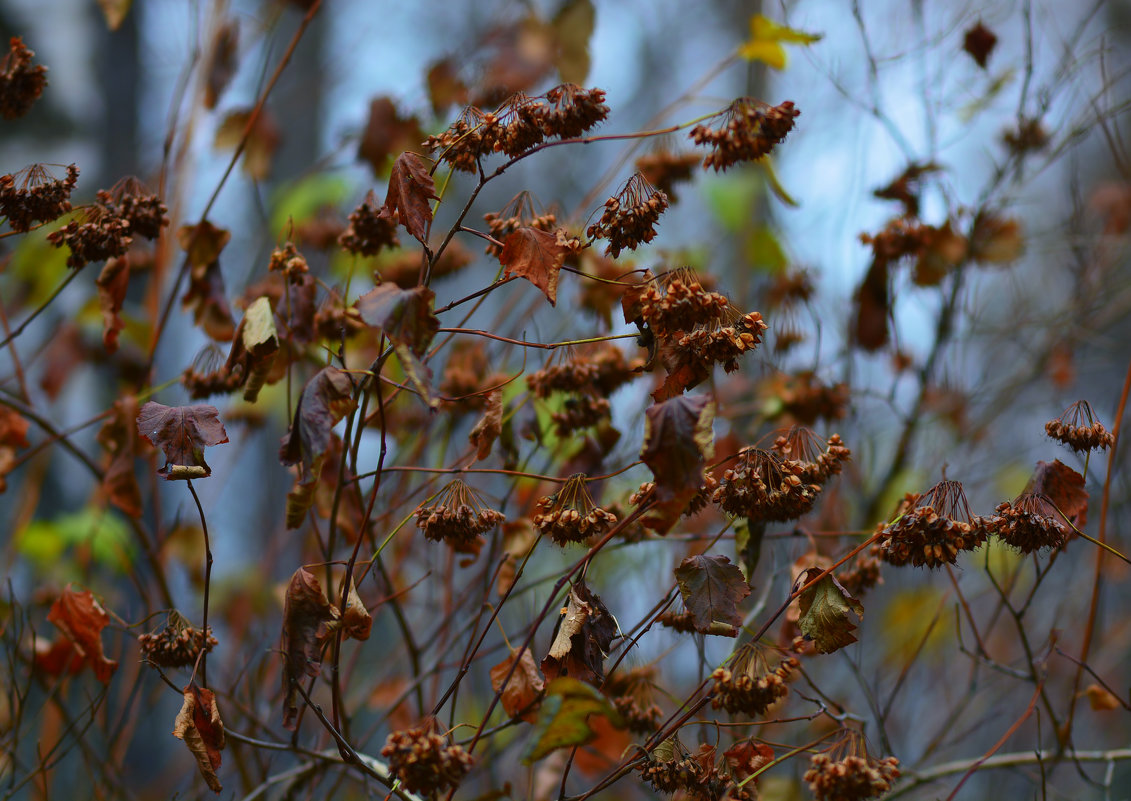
[
  {"x1": 97, "y1": 0, "x2": 132, "y2": 30},
  {"x1": 738, "y1": 15, "x2": 822, "y2": 69}
]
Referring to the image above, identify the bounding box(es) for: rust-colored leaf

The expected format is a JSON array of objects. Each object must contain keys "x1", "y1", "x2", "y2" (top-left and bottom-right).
[
  {"x1": 1025, "y1": 459, "x2": 1088, "y2": 528},
  {"x1": 173, "y1": 683, "x2": 226, "y2": 793},
  {"x1": 358, "y1": 97, "x2": 425, "y2": 176},
  {"x1": 541, "y1": 580, "x2": 617, "y2": 686},
  {"x1": 853, "y1": 260, "x2": 890, "y2": 351},
  {"x1": 95, "y1": 255, "x2": 129, "y2": 353},
  {"x1": 724, "y1": 739, "x2": 774, "y2": 781},
  {"x1": 43, "y1": 585, "x2": 118, "y2": 684},
  {"x1": 178, "y1": 221, "x2": 236, "y2": 342},
  {"x1": 214, "y1": 108, "x2": 281, "y2": 181},
  {"x1": 0, "y1": 406, "x2": 30, "y2": 449},
  {"x1": 1084, "y1": 684, "x2": 1123, "y2": 711},
  {"x1": 223, "y1": 296, "x2": 279, "y2": 402},
  {"x1": 469, "y1": 389, "x2": 503, "y2": 461},
  {"x1": 500, "y1": 227, "x2": 565, "y2": 306},
  {"x1": 490, "y1": 647, "x2": 545, "y2": 721},
  {"x1": 674, "y1": 554, "x2": 750, "y2": 633},
  {"x1": 137, "y1": 402, "x2": 229, "y2": 480},
  {"x1": 796, "y1": 568, "x2": 864, "y2": 654},
  {"x1": 281, "y1": 567, "x2": 340, "y2": 729},
  {"x1": 279, "y1": 367, "x2": 357, "y2": 528},
  {"x1": 341, "y1": 578, "x2": 371, "y2": 641},
  {"x1": 970, "y1": 215, "x2": 1023, "y2": 264},
  {"x1": 640, "y1": 394, "x2": 715, "y2": 533},
  {"x1": 426, "y1": 59, "x2": 469, "y2": 115},
  {"x1": 356, "y1": 284, "x2": 439, "y2": 358},
  {"x1": 384, "y1": 151, "x2": 438, "y2": 243},
  {"x1": 98, "y1": 396, "x2": 142, "y2": 517},
  {"x1": 203, "y1": 20, "x2": 239, "y2": 110}
]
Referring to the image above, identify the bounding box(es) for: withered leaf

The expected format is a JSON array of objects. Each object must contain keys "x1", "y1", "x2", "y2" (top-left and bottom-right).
[
  {"x1": 541, "y1": 580, "x2": 617, "y2": 686},
  {"x1": 962, "y1": 21, "x2": 997, "y2": 69},
  {"x1": 358, "y1": 97, "x2": 425, "y2": 176},
  {"x1": 674, "y1": 554, "x2": 750, "y2": 633},
  {"x1": 384, "y1": 151, "x2": 438, "y2": 243},
  {"x1": 640, "y1": 394, "x2": 715, "y2": 533},
  {"x1": 469, "y1": 389, "x2": 503, "y2": 461},
  {"x1": 490, "y1": 647, "x2": 545, "y2": 722},
  {"x1": 173, "y1": 683, "x2": 226, "y2": 793},
  {"x1": 341, "y1": 578, "x2": 372, "y2": 641},
  {"x1": 95, "y1": 255, "x2": 129, "y2": 353},
  {"x1": 724, "y1": 739, "x2": 774, "y2": 781},
  {"x1": 44, "y1": 585, "x2": 118, "y2": 683},
  {"x1": 98, "y1": 396, "x2": 142, "y2": 517},
  {"x1": 33, "y1": 638, "x2": 85, "y2": 677},
  {"x1": 203, "y1": 20, "x2": 239, "y2": 110},
  {"x1": 0, "y1": 406, "x2": 30, "y2": 449},
  {"x1": 214, "y1": 108, "x2": 281, "y2": 182},
  {"x1": 1025, "y1": 459, "x2": 1088, "y2": 528},
  {"x1": 356, "y1": 284, "x2": 439, "y2": 358},
  {"x1": 499, "y1": 227, "x2": 565, "y2": 306},
  {"x1": 1084, "y1": 683, "x2": 1123, "y2": 711},
  {"x1": 96, "y1": 0, "x2": 132, "y2": 30},
  {"x1": 178, "y1": 221, "x2": 235, "y2": 342},
  {"x1": 137, "y1": 402, "x2": 229, "y2": 480},
  {"x1": 224, "y1": 296, "x2": 279, "y2": 402},
  {"x1": 279, "y1": 367, "x2": 357, "y2": 528},
  {"x1": 522, "y1": 677, "x2": 621, "y2": 764},
  {"x1": 551, "y1": 0, "x2": 595, "y2": 84},
  {"x1": 853, "y1": 260, "x2": 890, "y2": 351},
  {"x1": 796, "y1": 568, "x2": 864, "y2": 654},
  {"x1": 281, "y1": 567, "x2": 340, "y2": 729},
  {"x1": 426, "y1": 59, "x2": 469, "y2": 116},
  {"x1": 970, "y1": 215, "x2": 1023, "y2": 264}
]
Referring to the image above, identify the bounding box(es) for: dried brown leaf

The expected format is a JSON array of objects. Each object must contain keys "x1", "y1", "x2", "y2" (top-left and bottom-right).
[
  {"x1": 674, "y1": 554, "x2": 750, "y2": 633},
  {"x1": 796, "y1": 568, "x2": 864, "y2": 654},
  {"x1": 469, "y1": 389, "x2": 503, "y2": 461},
  {"x1": 95, "y1": 255, "x2": 129, "y2": 353},
  {"x1": 358, "y1": 97, "x2": 425, "y2": 176},
  {"x1": 341, "y1": 578, "x2": 372, "y2": 641},
  {"x1": 281, "y1": 568, "x2": 340, "y2": 729},
  {"x1": 384, "y1": 151, "x2": 438, "y2": 243},
  {"x1": 137, "y1": 402, "x2": 229, "y2": 480},
  {"x1": 490, "y1": 647, "x2": 545, "y2": 721},
  {"x1": 541, "y1": 580, "x2": 617, "y2": 686},
  {"x1": 1025, "y1": 459, "x2": 1088, "y2": 528},
  {"x1": 97, "y1": 396, "x2": 142, "y2": 517},
  {"x1": 43, "y1": 585, "x2": 118, "y2": 684},
  {"x1": 173, "y1": 683, "x2": 225, "y2": 793},
  {"x1": 640, "y1": 394, "x2": 715, "y2": 533},
  {"x1": 499, "y1": 227, "x2": 564, "y2": 306}
]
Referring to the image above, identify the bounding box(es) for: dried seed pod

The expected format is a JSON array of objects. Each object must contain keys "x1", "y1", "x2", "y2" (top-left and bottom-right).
[
  {"x1": 712, "y1": 448, "x2": 822, "y2": 523},
  {"x1": 586, "y1": 173, "x2": 668, "y2": 258},
  {"x1": 984, "y1": 493, "x2": 1072, "y2": 553},
  {"x1": 0, "y1": 37, "x2": 48, "y2": 119},
  {"x1": 46, "y1": 204, "x2": 132, "y2": 269},
  {"x1": 878, "y1": 480, "x2": 988, "y2": 568},
  {"x1": 690, "y1": 99, "x2": 800, "y2": 171},
  {"x1": 339, "y1": 190, "x2": 399, "y2": 256},
  {"x1": 770, "y1": 427, "x2": 852, "y2": 484},
  {"x1": 533, "y1": 473, "x2": 617, "y2": 546},
  {"x1": 1045, "y1": 400, "x2": 1114, "y2": 452},
  {"x1": 381, "y1": 718, "x2": 473, "y2": 795},
  {"x1": 138, "y1": 610, "x2": 217, "y2": 669},
  {"x1": 0, "y1": 163, "x2": 78, "y2": 231},
  {"x1": 605, "y1": 666, "x2": 663, "y2": 736},
  {"x1": 804, "y1": 734, "x2": 900, "y2": 801},
  {"x1": 99, "y1": 176, "x2": 169, "y2": 240},
  {"x1": 634, "y1": 149, "x2": 701, "y2": 203},
  {"x1": 711, "y1": 645, "x2": 798, "y2": 717},
  {"x1": 414, "y1": 479, "x2": 505, "y2": 554}
]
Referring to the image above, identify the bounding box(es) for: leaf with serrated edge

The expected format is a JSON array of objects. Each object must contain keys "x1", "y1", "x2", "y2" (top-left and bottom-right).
[
  {"x1": 137, "y1": 403, "x2": 229, "y2": 480},
  {"x1": 675, "y1": 554, "x2": 750, "y2": 632},
  {"x1": 499, "y1": 227, "x2": 564, "y2": 306},
  {"x1": 384, "y1": 152, "x2": 438, "y2": 242},
  {"x1": 490, "y1": 648, "x2": 545, "y2": 722},
  {"x1": 797, "y1": 568, "x2": 864, "y2": 654}
]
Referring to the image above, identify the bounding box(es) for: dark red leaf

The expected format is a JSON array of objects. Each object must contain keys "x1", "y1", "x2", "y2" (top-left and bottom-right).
[
  {"x1": 178, "y1": 221, "x2": 236, "y2": 342},
  {"x1": 640, "y1": 395, "x2": 715, "y2": 533},
  {"x1": 541, "y1": 580, "x2": 617, "y2": 686},
  {"x1": 358, "y1": 97, "x2": 425, "y2": 176},
  {"x1": 1026, "y1": 459, "x2": 1088, "y2": 527},
  {"x1": 137, "y1": 402, "x2": 229, "y2": 480},
  {"x1": 356, "y1": 284, "x2": 439, "y2": 358},
  {"x1": 43, "y1": 585, "x2": 118, "y2": 683},
  {"x1": 98, "y1": 396, "x2": 142, "y2": 517},
  {"x1": 853, "y1": 260, "x2": 889, "y2": 351},
  {"x1": 384, "y1": 151, "x2": 438, "y2": 243},
  {"x1": 426, "y1": 59, "x2": 469, "y2": 116},
  {"x1": 281, "y1": 567, "x2": 340, "y2": 729},
  {"x1": 174, "y1": 682, "x2": 226, "y2": 793},
  {"x1": 963, "y1": 22, "x2": 997, "y2": 69},
  {"x1": 0, "y1": 406, "x2": 30, "y2": 449},
  {"x1": 499, "y1": 227, "x2": 565, "y2": 306},
  {"x1": 674, "y1": 554, "x2": 750, "y2": 633},
  {"x1": 95, "y1": 255, "x2": 129, "y2": 353},
  {"x1": 724, "y1": 739, "x2": 774, "y2": 781}
]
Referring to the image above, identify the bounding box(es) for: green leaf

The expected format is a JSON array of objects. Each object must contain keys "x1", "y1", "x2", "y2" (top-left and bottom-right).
[
  {"x1": 521, "y1": 678, "x2": 621, "y2": 764},
  {"x1": 18, "y1": 507, "x2": 135, "y2": 572},
  {"x1": 704, "y1": 173, "x2": 760, "y2": 232},
  {"x1": 758, "y1": 157, "x2": 799, "y2": 207},
  {"x1": 738, "y1": 15, "x2": 822, "y2": 69},
  {"x1": 269, "y1": 174, "x2": 350, "y2": 239},
  {"x1": 797, "y1": 568, "x2": 864, "y2": 654},
  {"x1": 744, "y1": 226, "x2": 788, "y2": 274}
]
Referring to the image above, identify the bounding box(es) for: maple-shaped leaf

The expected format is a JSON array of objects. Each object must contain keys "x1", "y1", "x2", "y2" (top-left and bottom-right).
[
  {"x1": 674, "y1": 554, "x2": 750, "y2": 634},
  {"x1": 357, "y1": 284, "x2": 440, "y2": 410},
  {"x1": 358, "y1": 97, "x2": 425, "y2": 176},
  {"x1": 136, "y1": 402, "x2": 229, "y2": 480},
  {"x1": 95, "y1": 255, "x2": 129, "y2": 353},
  {"x1": 490, "y1": 647, "x2": 545, "y2": 722},
  {"x1": 640, "y1": 395, "x2": 716, "y2": 533},
  {"x1": 340, "y1": 578, "x2": 372, "y2": 641},
  {"x1": 469, "y1": 389, "x2": 503, "y2": 461},
  {"x1": 279, "y1": 367, "x2": 357, "y2": 528},
  {"x1": 173, "y1": 682, "x2": 225, "y2": 793},
  {"x1": 499, "y1": 227, "x2": 565, "y2": 306},
  {"x1": 1025, "y1": 459, "x2": 1088, "y2": 527},
  {"x1": 738, "y1": 14, "x2": 822, "y2": 70},
  {"x1": 281, "y1": 567, "x2": 340, "y2": 729},
  {"x1": 43, "y1": 585, "x2": 118, "y2": 683},
  {"x1": 178, "y1": 221, "x2": 236, "y2": 342},
  {"x1": 214, "y1": 108, "x2": 281, "y2": 181},
  {"x1": 541, "y1": 580, "x2": 617, "y2": 686},
  {"x1": 796, "y1": 568, "x2": 864, "y2": 654},
  {"x1": 223, "y1": 296, "x2": 279, "y2": 402},
  {"x1": 521, "y1": 677, "x2": 622, "y2": 764},
  {"x1": 97, "y1": 396, "x2": 142, "y2": 517},
  {"x1": 384, "y1": 151, "x2": 438, "y2": 243},
  {"x1": 173, "y1": 683, "x2": 225, "y2": 793}
]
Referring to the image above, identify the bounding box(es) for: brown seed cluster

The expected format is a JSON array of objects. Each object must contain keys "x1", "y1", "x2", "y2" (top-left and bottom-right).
[
  {"x1": 47, "y1": 205, "x2": 132, "y2": 269},
  {"x1": 878, "y1": 481, "x2": 987, "y2": 569},
  {"x1": 634, "y1": 150, "x2": 702, "y2": 203},
  {"x1": 527, "y1": 342, "x2": 638, "y2": 399},
  {"x1": 690, "y1": 99, "x2": 800, "y2": 172},
  {"x1": 983, "y1": 494, "x2": 1071, "y2": 553},
  {"x1": 636, "y1": 742, "x2": 736, "y2": 801},
  {"x1": 414, "y1": 480, "x2": 505, "y2": 553},
  {"x1": 533, "y1": 473, "x2": 617, "y2": 546},
  {"x1": 711, "y1": 649, "x2": 798, "y2": 717},
  {"x1": 678, "y1": 311, "x2": 768, "y2": 374},
  {"x1": 0, "y1": 163, "x2": 78, "y2": 232},
  {"x1": 713, "y1": 448, "x2": 822, "y2": 523},
  {"x1": 804, "y1": 753, "x2": 901, "y2": 801},
  {"x1": 775, "y1": 370, "x2": 851, "y2": 425},
  {"x1": 0, "y1": 37, "x2": 47, "y2": 119},
  {"x1": 631, "y1": 474, "x2": 718, "y2": 520},
  {"x1": 836, "y1": 547, "x2": 884, "y2": 598},
  {"x1": 381, "y1": 719, "x2": 474, "y2": 796},
  {"x1": 1002, "y1": 117, "x2": 1049, "y2": 155},
  {"x1": 771, "y1": 428, "x2": 851, "y2": 484},
  {"x1": 339, "y1": 190, "x2": 399, "y2": 256},
  {"x1": 552, "y1": 395, "x2": 611, "y2": 437},
  {"x1": 640, "y1": 271, "x2": 729, "y2": 337},
  {"x1": 482, "y1": 193, "x2": 558, "y2": 257},
  {"x1": 138, "y1": 612, "x2": 217, "y2": 669},
  {"x1": 605, "y1": 667, "x2": 663, "y2": 736},
  {"x1": 268, "y1": 241, "x2": 310, "y2": 282},
  {"x1": 1045, "y1": 400, "x2": 1114, "y2": 452},
  {"x1": 425, "y1": 83, "x2": 609, "y2": 171},
  {"x1": 587, "y1": 173, "x2": 669, "y2": 258}
]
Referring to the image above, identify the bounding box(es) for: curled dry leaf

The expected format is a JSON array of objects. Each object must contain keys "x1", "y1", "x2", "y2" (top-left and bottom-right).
[
  {"x1": 384, "y1": 151, "x2": 438, "y2": 243},
  {"x1": 97, "y1": 396, "x2": 142, "y2": 517},
  {"x1": 281, "y1": 567, "x2": 340, "y2": 729},
  {"x1": 674, "y1": 554, "x2": 750, "y2": 635},
  {"x1": 358, "y1": 96, "x2": 425, "y2": 176},
  {"x1": 173, "y1": 683, "x2": 226, "y2": 793},
  {"x1": 490, "y1": 647, "x2": 545, "y2": 722},
  {"x1": 1084, "y1": 684, "x2": 1123, "y2": 711},
  {"x1": 341, "y1": 577, "x2": 372, "y2": 641},
  {"x1": 796, "y1": 568, "x2": 864, "y2": 654},
  {"x1": 203, "y1": 19, "x2": 239, "y2": 110},
  {"x1": 640, "y1": 394, "x2": 716, "y2": 533},
  {"x1": 136, "y1": 402, "x2": 229, "y2": 480},
  {"x1": 278, "y1": 367, "x2": 357, "y2": 528},
  {"x1": 223, "y1": 296, "x2": 279, "y2": 402},
  {"x1": 499, "y1": 227, "x2": 565, "y2": 306},
  {"x1": 214, "y1": 108, "x2": 281, "y2": 182},
  {"x1": 41, "y1": 585, "x2": 118, "y2": 683},
  {"x1": 95, "y1": 255, "x2": 129, "y2": 353},
  {"x1": 724, "y1": 738, "x2": 774, "y2": 781},
  {"x1": 357, "y1": 283, "x2": 440, "y2": 409},
  {"x1": 541, "y1": 580, "x2": 617, "y2": 686},
  {"x1": 178, "y1": 221, "x2": 236, "y2": 342},
  {"x1": 469, "y1": 389, "x2": 503, "y2": 461}
]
